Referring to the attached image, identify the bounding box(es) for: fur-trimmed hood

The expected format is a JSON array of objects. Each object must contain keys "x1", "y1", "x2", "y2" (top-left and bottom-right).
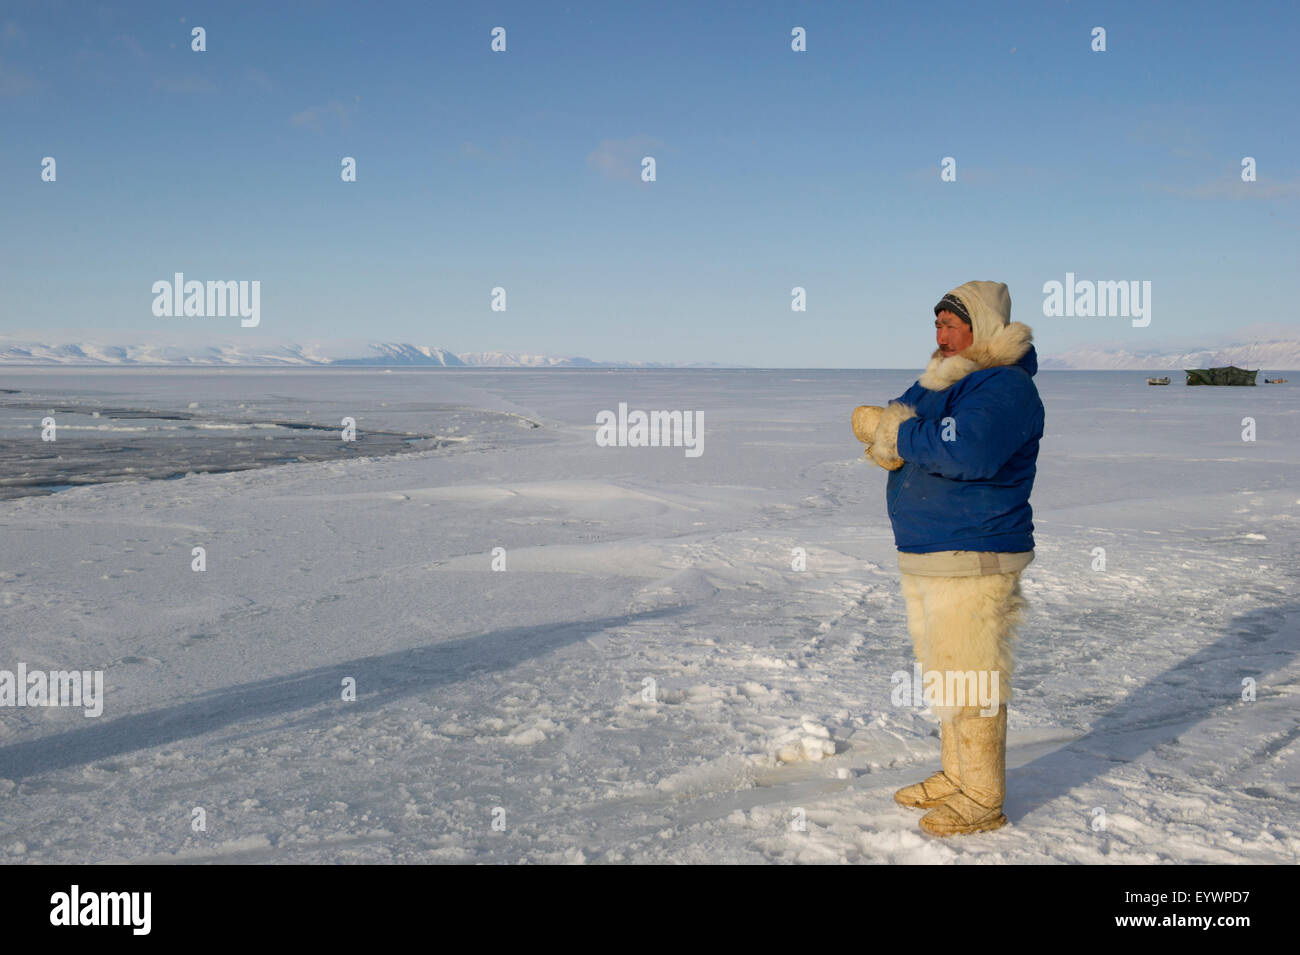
[{"x1": 919, "y1": 322, "x2": 1037, "y2": 391}]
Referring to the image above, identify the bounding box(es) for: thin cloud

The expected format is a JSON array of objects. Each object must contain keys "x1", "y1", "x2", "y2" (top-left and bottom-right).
[
  {"x1": 153, "y1": 74, "x2": 217, "y2": 94},
  {"x1": 903, "y1": 162, "x2": 1046, "y2": 186},
  {"x1": 0, "y1": 58, "x2": 36, "y2": 96},
  {"x1": 245, "y1": 67, "x2": 273, "y2": 92},
  {"x1": 1151, "y1": 177, "x2": 1300, "y2": 200},
  {"x1": 115, "y1": 33, "x2": 145, "y2": 57},
  {"x1": 1126, "y1": 115, "x2": 1293, "y2": 196},
  {"x1": 1126, "y1": 116, "x2": 1215, "y2": 163},
  {"x1": 458, "y1": 135, "x2": 525, "y2": 161},
  {"x1": 586, "y1": 135, "x2": 663, "y2": 182},
  {"x1": 290, "y1": 100, "x2": 356, "y2": 130}
]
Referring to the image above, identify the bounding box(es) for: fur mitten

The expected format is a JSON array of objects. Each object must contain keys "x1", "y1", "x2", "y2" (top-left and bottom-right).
[
  {"x1": 867, "y1": 402, "x2": 917, "y2": 470},
  {"x1": 852, "y1": 405, "x2": 884, "y2": 444}
]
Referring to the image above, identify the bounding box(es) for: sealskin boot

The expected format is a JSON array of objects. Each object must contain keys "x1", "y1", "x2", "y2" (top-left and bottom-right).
[
  {"x1": 894, "y1": 718, "x2": 960, "y2": 809},
  {"x1": 919, "y1": 705, "x2": 1008, "y2": 835}
]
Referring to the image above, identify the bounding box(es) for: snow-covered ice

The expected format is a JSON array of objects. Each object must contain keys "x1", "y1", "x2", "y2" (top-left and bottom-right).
[{"x1": 0, "y1": 367, "x2": 1296, "y2": 864}]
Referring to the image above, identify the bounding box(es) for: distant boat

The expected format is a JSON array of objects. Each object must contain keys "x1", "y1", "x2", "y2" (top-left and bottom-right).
[
  {"x1": 1184, "y1": 365, "x2": 1258, "y2": 386},
  {"x1": 1264, "y1": 377, "x2": 1288, "y2": 384},
  {"x1": 1146, "y1": 376, "x2": 1170, "y2": 385}
]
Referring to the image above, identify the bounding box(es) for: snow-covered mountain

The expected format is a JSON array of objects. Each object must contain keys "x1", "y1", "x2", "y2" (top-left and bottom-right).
[
  {"x1": 456, "y1": 351, "x2": 598, "y2": 367},
  {"x1": 0, "y1": 340, "x2": 340, "y2": 366},
  {"x1": 1040, "y1": 339, "x2": 1300, "y2": 370},
  {"x1": 455, "y1": 351, "x2": 735, "y2": 368},
  {"x1": 331, "y1": 343, "x2": 465, "y2": 366},
  {"x1": 7, "y1": 333, "x2": 1296, "y2": 370},
  {"x1": 0, "y1": 337, "x2": 742, "y2": 368}
]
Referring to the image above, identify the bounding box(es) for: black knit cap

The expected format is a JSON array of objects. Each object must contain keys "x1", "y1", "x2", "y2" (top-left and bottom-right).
[{"x1": 934, "y1": 293, "x2": 973, "y2": 326}]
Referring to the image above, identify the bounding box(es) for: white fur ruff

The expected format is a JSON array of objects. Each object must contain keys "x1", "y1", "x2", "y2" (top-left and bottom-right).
[{"x1": 918, "y1": 321, "x2": 1034, "y2": 391}]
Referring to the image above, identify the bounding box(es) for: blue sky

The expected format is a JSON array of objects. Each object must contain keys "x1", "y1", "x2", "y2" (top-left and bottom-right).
[{"x1": 2, "y1": 0, "x2": 1297, "y2": 367}]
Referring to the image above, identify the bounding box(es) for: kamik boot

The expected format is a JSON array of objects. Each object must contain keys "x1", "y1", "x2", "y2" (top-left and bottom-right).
[
  {"x1": 893, "y1": 717, "x2": 960, "y2": 809},
  {"x1": 919, "y1": 704, "x2": 1008, "y2": 835}
]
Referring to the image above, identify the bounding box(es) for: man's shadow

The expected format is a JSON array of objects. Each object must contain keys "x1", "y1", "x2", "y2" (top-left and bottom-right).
[
  {"x1": 1007, "y1": 600, "x2": 1300, "y2": 821},
  {"x1": 0, "y1": 608, "x2": 683, "y2": 784}
]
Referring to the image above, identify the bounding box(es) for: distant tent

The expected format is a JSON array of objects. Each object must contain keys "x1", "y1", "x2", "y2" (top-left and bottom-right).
[{"x1": 1184, "y1": 365, "x2": 1258, "y2": 386}]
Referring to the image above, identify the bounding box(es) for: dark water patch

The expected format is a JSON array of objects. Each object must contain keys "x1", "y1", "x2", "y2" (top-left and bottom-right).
[{"x1": 0, "y1": 399, "x2": 453, "y2": 501}]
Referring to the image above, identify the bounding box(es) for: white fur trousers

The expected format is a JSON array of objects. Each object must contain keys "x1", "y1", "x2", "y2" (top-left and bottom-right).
[{"x1": 899, "y1": 570, "x2": 1028, "y2": 721}]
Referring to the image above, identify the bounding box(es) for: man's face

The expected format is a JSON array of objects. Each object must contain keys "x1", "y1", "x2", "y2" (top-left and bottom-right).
[{"x1": 935, "y1": 310, "x2": 974, "y2": 356}]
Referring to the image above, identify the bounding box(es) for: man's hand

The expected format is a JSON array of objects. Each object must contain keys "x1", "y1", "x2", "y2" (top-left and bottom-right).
[
  {"x1": 866, "y1": 402, "x2": 918, "y2": 471},
  {"x1": 852, "y1": 405, "x2": 884, "y2": 444}
]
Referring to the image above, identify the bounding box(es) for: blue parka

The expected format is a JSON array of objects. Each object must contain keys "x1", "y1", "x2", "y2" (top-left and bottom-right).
[{"x1": 886, "y1": 342, "x2": 1044, "y2": 554}]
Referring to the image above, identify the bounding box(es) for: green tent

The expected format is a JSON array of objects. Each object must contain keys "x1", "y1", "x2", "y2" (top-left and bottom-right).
[{"x1": 1184, "y1": 365, "x2": 1258, "y2": 386}]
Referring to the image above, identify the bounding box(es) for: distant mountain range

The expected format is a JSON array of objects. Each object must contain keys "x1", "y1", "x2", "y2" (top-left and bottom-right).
[
  {"x1": 0, "y1": 338, "x2": 742, "y2": 368},
  {"x1": 1038, "y1": 339, "x2": 1300, "y2": 371},
  {"x1": 1, "y1": 335, "x2": 1297, "y2": 369}
]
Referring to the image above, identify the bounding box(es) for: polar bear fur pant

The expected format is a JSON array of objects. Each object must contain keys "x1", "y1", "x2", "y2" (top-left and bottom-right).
[{"x1": 899, "y1": 570, "x2": 1028, "y2": 722}]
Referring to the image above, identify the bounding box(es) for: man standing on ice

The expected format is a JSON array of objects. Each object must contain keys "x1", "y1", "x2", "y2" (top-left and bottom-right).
[{"x1": 852, "y1": 280, "x2": 1044, "y2": 836}]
